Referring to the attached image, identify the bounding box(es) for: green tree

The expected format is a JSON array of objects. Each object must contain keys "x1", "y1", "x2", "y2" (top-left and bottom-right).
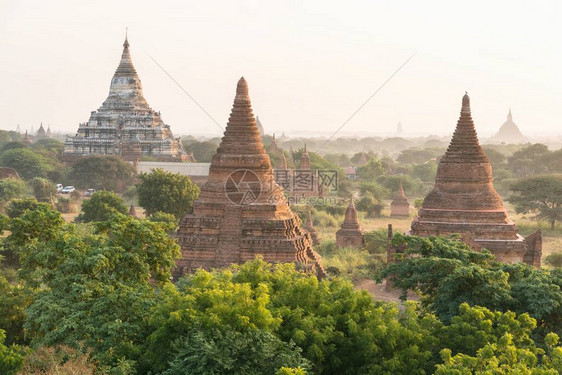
[
  {"x1": 546, "y1": 252, "x2": 562, "y2": 268},
  {"x1": 356, "y1": 193, "x2": 385, "y2": 218},
  {"x1": 162, "y1": 329, "x2": 311, "y2": 375},
  {"x1": 28, "y1": 177, "x2": 56, "y2": 202},
  {"x1": 435, "y1": 332, "x2": 562, "y2": 374},
  {"x1": 0, "y1": 178, "x2": 26, "y2": 203},
  {"x1": 381, "y1": 234, "x2": 562, "y2": 333},
  {"x1": 0, "y1": 270, "x2": 30, "y2": 345},
  {"x1": 507, "y1": 143, "x2": 550, "y2": 178},
  {"x1": 5, "y1": 197, "x2": 48, "y2": 218},
  {"x1": 356, "y1": 159, "x2": 386, "y2": 180},
  {"x1": 137, "y1": 168, "x2": 199, "y2": 219},
  {"x1": 412, "y1": 160, "x2": 437, "y2": 182},
  {"x1": 147, "y1": 211, "x2": 179, "y2": 232},
  {"x1": 184, "y1": 140, "x2": 218, "y2": 162},
  {"x1": 508, "y1": 175, "x2": 562, "y2": 229},
  {"x1": 0, "y1": 148, "x2": 55, "y2": 180},
  {"x1": 396, "y1": 148, "x2": 443, "y2": 164},
  {"x1": 144, "y1": 259, "x2": 439, "y2": 375},
  {"x1": 67, "y1": 156, "x2": 135, "y2": 192},
  {"x1": 76, "y1": 190, "x2": 128, "y2": 223},
  {"x1": 21, "y1": 214, "x2": 180, "y2": 370},
  {"x1": 0, "y1": 330, "x2": 27, "y2": 375}
]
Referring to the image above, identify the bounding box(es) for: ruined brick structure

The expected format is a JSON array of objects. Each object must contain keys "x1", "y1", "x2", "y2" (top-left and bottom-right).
[
  {"x1": 411, "y1": 93, "x2": 541, "y2": 266},
  {"x1": 390, "y1": 182, "x2": 410, "y2": 217},
  {"x1": 64, "y1": 34, "x2": 187, "y2": 162},
  {"x1": 336, "y1": 196, "x2": 364, "y2": 248},
  {"x1": 175, "y1": 77, "x2": 324, "y2": 277},
  {"x1": 304, "y1": 211, "x2": 320, "y2": 246}
]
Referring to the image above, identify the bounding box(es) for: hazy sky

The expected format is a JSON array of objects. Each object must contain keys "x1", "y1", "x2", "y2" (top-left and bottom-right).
[{"x1": 0, "y1": 0, "x2": 560, "y2": 138}]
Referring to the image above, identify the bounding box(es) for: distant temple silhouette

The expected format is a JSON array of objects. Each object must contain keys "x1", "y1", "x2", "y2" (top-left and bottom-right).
[{"x1": 490, "y1": 108, "x2": 526, "y2": 143}]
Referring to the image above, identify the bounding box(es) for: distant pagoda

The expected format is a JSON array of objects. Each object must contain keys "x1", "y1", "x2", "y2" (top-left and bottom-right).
[
  {"x1": 490, "y1": 109, "x2": 526, "y2": 143},
  {"x1": 37, "y1": 123, "x2": 47, "y2": 139},
  {"x1": 390, "y1": 181, "x2": 410, "y2": 217},
  {"x1": 22, "y1": 130, "x2": 32, "y2": 145},
  {"x1": 411, "y1": 93, "x2": 541, "y2": 266},
  {"x1": 64, "y1": 32, "x2": 187, "y2": 162},
  {"x1": 175, "y1": 77, "x2": 324, "y2": 277},
  {"x1": 336, "y1": 196, "x2": 364, "y2": 248}
]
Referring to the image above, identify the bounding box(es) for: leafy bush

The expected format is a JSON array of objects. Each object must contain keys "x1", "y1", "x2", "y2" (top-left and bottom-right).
[
  {"x1": 28, "y1": 177, "x2": 56, "y2": 202},
  {"x1": 5, "y1": 197, "x2": 47, "y2": 218},
  {"x1": 76, "y1": 191, "x2": 128, "y2": 223},
  {"x1": 363, "y1": 229, "x2": 389, "y2": 254},
  {"x1": 137, "y1": 169, "x2": 200, "y2": 219},
  {"x1": 0, "y1": 179, "x2": 26, "y2": 203},
  {"x1": 67, "y1": 156, "x2": 135, "y2": 192},
  {"x1": 545, "y1": 252, "x2": 562, "y2": 268},
  {"x1": 55, "y1": 197, "x2": 77, "y2": 213}
]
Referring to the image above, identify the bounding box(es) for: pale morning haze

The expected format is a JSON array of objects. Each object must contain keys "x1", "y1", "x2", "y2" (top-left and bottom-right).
[{"x1": 0, "y1": 0, "x2": 561, "y2": 138}]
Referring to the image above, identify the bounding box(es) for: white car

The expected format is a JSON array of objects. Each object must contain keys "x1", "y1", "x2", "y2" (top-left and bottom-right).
[
  {"x1": 55, "y1": 184, "x2": 63, "y2": 192},
  {"x1": 61, "y1": 186, "x2": 75, "y2": 194}
]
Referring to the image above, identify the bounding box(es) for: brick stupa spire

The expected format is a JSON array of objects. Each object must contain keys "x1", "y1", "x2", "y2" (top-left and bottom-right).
[
  {"x1": 176, "y1": 77, "x2": 324, "y2": 277},
  {"x1": 300, "y1": 144, "x2": 311, "y2": 170},
  {"x1": 336, "y1": 195, "x2": 364, "y2": 248},
  {"x1": 390, "y1": 181, "x2": 410, "y2": 217},
  {"x1": 411, "y1": 93, "x2": 541, "y2": 266}
]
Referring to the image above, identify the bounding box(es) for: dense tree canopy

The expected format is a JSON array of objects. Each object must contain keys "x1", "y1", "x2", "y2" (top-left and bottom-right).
[
  {"x1": 508, "y1": 175, "x2": 562, "y2": 229},
  {"x1": 136, "y1": 168, "x2": 200, "y2": 219},
  {"x1": 0, "y1": 148, "x2": 55, "y2": 180},
  {"x1": 382, "y1": 234, "x2": 562, "y2": 336},
  {"x1": 0, "y1": 179, "x2": 26, "y2": 203},
  {"x1": 184, "y1": 140, "x2": 218, "y2": 162},
  {"x1": 1, "y1": 202, "x2": 562, "y2": 374},
  {"x1": 76, "y1": 190, "x2": 128, "y2": 222},
  {"x1": 28, "y1": 177, "x2": 56, "y2": 202},
  {"x1": 67, "y1": 156, "x2": 135, "y2": 192}
]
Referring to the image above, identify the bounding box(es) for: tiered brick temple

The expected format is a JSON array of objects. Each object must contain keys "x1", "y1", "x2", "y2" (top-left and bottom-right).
[
  {"x1": 336, "y1": 196, "x2": 364, "y2": 248},
  {"x1": 411, "y1": 93, "x2": 541, "y2": 266},
  {"x1": 64, "y1": 34, "x2": 187, "y2": 162},
  {"x1": 175, "y1": 77, "x2": 325, "y2": 277},
  {"x1": 390, "y1": 182, "x2": 410, "y2": 217}
]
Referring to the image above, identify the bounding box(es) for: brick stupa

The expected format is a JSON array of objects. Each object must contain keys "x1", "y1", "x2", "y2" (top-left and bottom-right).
[
  {"x1": 304, "y1": 211, "x2": 320, "y2": 246},
  {"x1": 390, "y1": 181, "x2": 410, "y2": 217},
  {"x1": 176, "y1": 77, "x2": 325, "y2": 277},
  {"x1": 336, "y1": 196, "x2": 364, "y2": 248},
  {"x1": 411, "y1": 93, "x2": 541, "y2": 266}
]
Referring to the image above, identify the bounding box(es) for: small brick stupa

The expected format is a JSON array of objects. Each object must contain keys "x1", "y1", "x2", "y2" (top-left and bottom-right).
[
  {"x1": 390, "y1": 182, "x2": 410, "y2": 217},
  {"x1": 176, "y1": 77, "x2": 324, "y2": 277},
  {"x1": 411, "y1": 93, "x2": 541, "y2": 266},
  {"x1": 304, "y1": 211, "x2": 320, "y2": 245},
  {"x1": 336, "y1": 196, "x2": 364, "y2": 248}
]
